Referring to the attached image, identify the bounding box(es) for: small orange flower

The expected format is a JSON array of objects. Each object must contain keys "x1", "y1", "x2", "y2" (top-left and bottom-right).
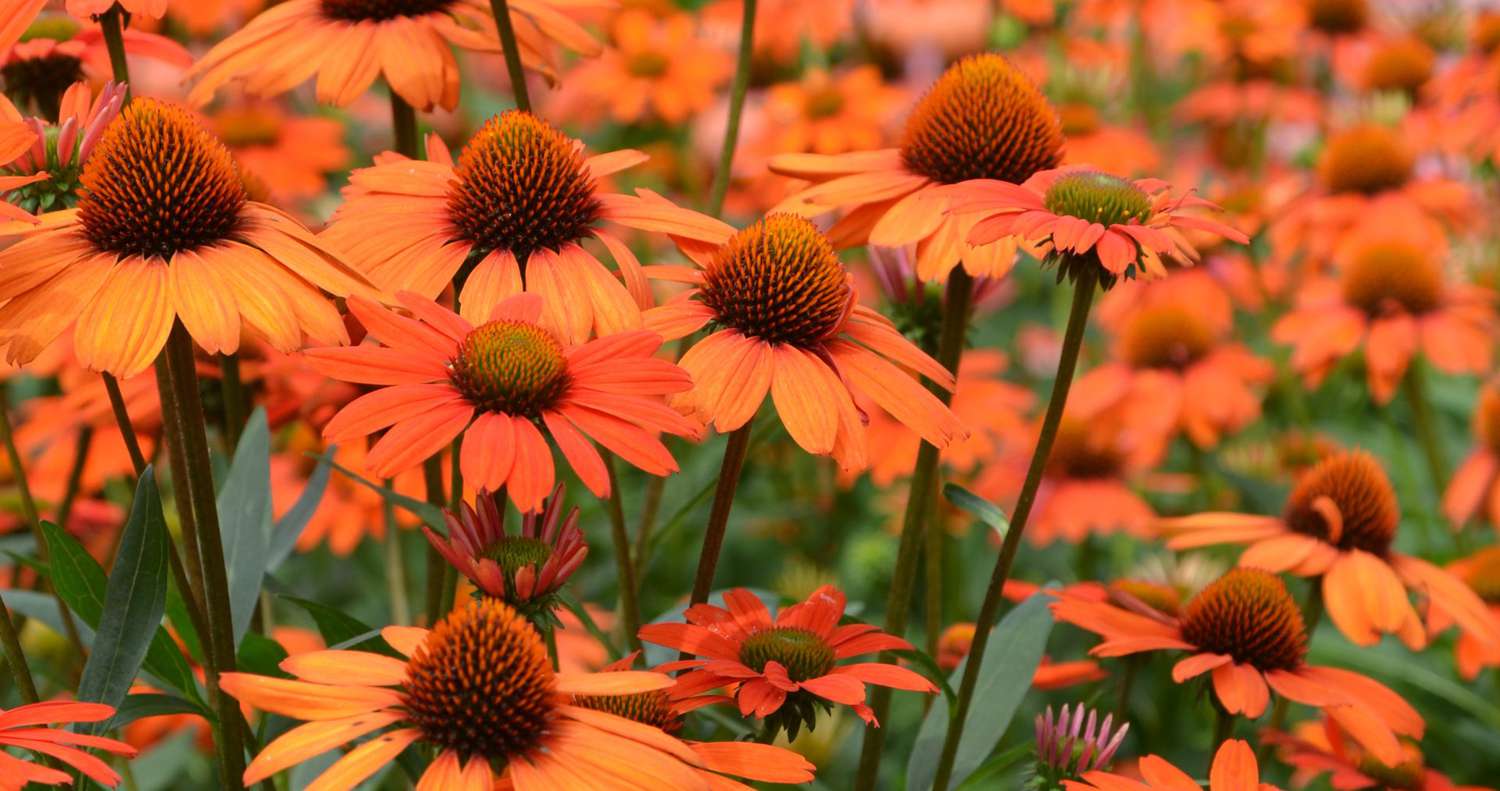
[
  {"x1": 1269, "y1": 718, "x2": 1493, "y2": 791},
  {"x1": 222, "y1": 598, "x2": 715, "y2": 789},
  {"x1": 321, "y1": 111, "x2": 732, "y2": 344},
  {"x1": 757, "y1": 66, "x2": 905, "y2": 160},
  {"x1": 1052, "y1": 568, "x2": 1422, "y2": 765},
  {"x1": 0, "y1": 700, "x2": 138, "y2": 788},
  {"x1": 770, "y1": 52, "x2": 1063, "y2": 282},
  {"x1": 0, "y1": 98, "x2": 377, "y2": 376},
  {"x1": 638, "y1": 586, "x2": 936, "y2": 735},
  {"x1": 644, "y1": 213, "x2": 966, "y2": 470},
  {"x1": 1159, "y1": 451, "x2": 1500, "y2": 654},
  {"x1": 211, "y1": 101, "x2": 350, "y2": 207},
  {"x1": 1065, "y1": 739, "x2": 1278, "y2": 791},
  {"x1": 1442, "y1": 378, "x2": 1500, "y2": 528},
  {"x1": 307, "y1": 292, "x2": 699, "y2": 513}
]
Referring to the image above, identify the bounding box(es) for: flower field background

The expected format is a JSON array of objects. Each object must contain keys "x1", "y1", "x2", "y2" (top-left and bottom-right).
[{"x1": 0, "y1": 0, "x2": 1495, "y2": 789}]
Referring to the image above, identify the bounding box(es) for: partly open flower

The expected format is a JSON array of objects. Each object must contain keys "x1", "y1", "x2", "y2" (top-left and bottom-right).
[
  {"x1": 769, "y1": 52, "x2": 1063, "y2": 283},
  {"x1": 1442, "y1": 378, "x2": 1500, "y2": 528},
  {"x1": 1064, "y1": 739, "x2": 1278, "y2": 791},
  {"x1": 1271, "y1": 206, "x2": 1493, "y2": 404},
  {"x1": 1158, "y1": 450, "x2": 1500, "y2": 654},
  {"x1": 307, "y1": 292, "x2": 699, "y2": 513},
  {"x1": 427, "y1": 485, "x2": 586, "y2": 621},
  {"x1": 0, "y1": 700, "x2": 138, "y2": 788},
  {"x1": 1035, "y1": 703, "x2": 1130, "y2": 787},
  {"x1": 222, "y1": 598, "x2": 715, "y2": 789},
  {"x1": 644, "y1": 213, "x2": 966, "y2": 470},
  {"x1": 0, "y1": 98, "x2": 377, "y2": 377},
  {"x1": 638, "y1": 586, "x2": 936, "y2": 738},
  {"x1": 322, "y1": 111, "x2": 732, "y2": 344},
  {"x1": 949, "y1": 166, "x2": 1249, "y2": 288},
  {"x1": 0, "y1": 13, "x2": 190, "y2": 120},
  {"x1": 0, "y1": 80, "x2": 123, "y2": 218},
  {"x1": 1051, "y1": 567, "x2": 1422, "y2": 765},
  {"x1": 185, "y1": 0, "x2": 602, "y2": 111},
  {"x1": 211, "y1": 100, "x2": 349, "y2": 207},
  {"x1": 1268, "y1": 717, "x2": 1492, "y2": 791}
]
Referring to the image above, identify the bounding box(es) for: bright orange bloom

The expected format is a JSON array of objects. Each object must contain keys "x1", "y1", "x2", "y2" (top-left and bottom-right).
[
  {"x1": 222, "y1": 598, "x2": 717, "y2": 790},
  {"x1": 1091, "y1": 270, "x2": 1272, "y2": 448},
  {"x1": 0, "y1": 98, "x2": 376, "y2": 377},
  {"x1": 0, "y1": 14, "x2": 190, "y2": 118},
  {"x1": 1429, "y1": 547, "x2": 1500, "y2": 681},
  {"x1": 756, "y1": 66, "x2": 905, "y2": 161},
  {"x1": 0, "y1": 700, "x2": 137, "y2": 789},
  {"x1": 638, "y1": 586, "x2": 937, "y2": 734},
  {"x1": 702, "y1": 0, "x2": 854, "y2": 62},
  {"x1": 67, "y1": 0, "x2": 167, "y2": 18},
  {"x1": 644, "y1": 213, "x2": 966, "y2": 470},
  {"x1": 322, "y1": 111, "x2": 732, "y2": 344},
  {"x1": 1056, "y1": 104, "x2": 1161, "y2": 178},
  {"x1": 185, "y1": 0, "x2": 601, "y2": 111},
  {"x1": 950, "y1": 166, "x2": 1249, "y2": 287},
  {"x1": 1052, "y1": 568, "x2": 1422, "y2": 765},
  {"x1": 426, "y1": 485, "x2": 587, "y2": 611},
  {"x1": 1443, "y1": 378, "x2": 1500, "y2": 528},
  {"x1": 269, "y1": 429, "x2": 428, "y2": 556},
  {"x1": 1065, "y1": 739, "x2": 1279, "y2": 791},
  {"x1": 307, "y1": 292, "x2": 699, "y2": 513},
  {"x1": 550, "y1": 9, "x2": 731, "y2": 125},
  {"x1": 1271, "y1": 206, "x2": 1493, "y2": 404},
  {"x1": 211, "y1": 101, "x2": 350, "y2": 206},
  {"x1": 1159, "y1": 451, "x2": 1500, "y2": 654},
  {"x1": 770, "y1": 53, "x2": 1063, "y2": 283},
  {"x1": 1269, "y1": 718, "x2": 1495, "y2": 791},
  {"x1": 163, "y1": 0, "x2": 268, "y2": 37}
]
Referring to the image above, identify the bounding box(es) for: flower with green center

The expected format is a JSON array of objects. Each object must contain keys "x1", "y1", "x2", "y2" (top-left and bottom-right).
[
  {"x1": 951, "y1": 166, "x2": 1249, "y2": 288},
  {"x1": 638, "y1": 586, "x2": 937, "y2": 741},
  {"x1": 0, "y1": 81, "x2": 123, "y2": 218}
]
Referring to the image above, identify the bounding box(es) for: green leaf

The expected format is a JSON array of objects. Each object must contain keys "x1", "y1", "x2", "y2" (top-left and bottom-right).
[
  {"x1": 112, "y1": 692, "x2": 208, "y2": 729},
  {"x1": 281, "y1": 596, "x2": 399, "y2": 657},
  {"x1": 943, "y1": 483, "x2": 1010, "y2": 539},
  {"x1": 893, "y1": 648, "x2": 958, "y2": 707},
  {"x1": 78, "y1": 468, "x2": 173, "y2": 731},
  {"x1": 40, "y1": 521, "x2": 198, "y2": 700},
  {"x1": 311, "y1": 451, "x2": 446, "y2": 531},
  {"x1": 907, "y1": 591, "x2": 1054, "y2": 791},
  {"x1": 952, "y1": 742, "x2": 1034, "y2": 791},
  {"x1": 266, "y1": 445, "x2": 335, "y2": 570},
  {"x1": 217, "y1": 408, "x2": 272, "y2": 644},
  {"x1": 236, "y1": 631, "x2": 290, "y2": 677}
]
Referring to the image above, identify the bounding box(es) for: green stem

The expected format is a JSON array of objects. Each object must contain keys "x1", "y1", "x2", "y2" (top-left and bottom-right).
[
  {"x1": 923, "y1": 477, "x2": 944, "y2": 659},
  {"x1": 101, "y1": 373, "x2": 149, "y2": 474},
  {"x1": 686, "y1": 422, "x2": 754, "y2": 608},
  {"x1": 705, "y1": 0, "x2": 757, "y2": 216},
  {"x1": 55, "y1": 425, "x2": 93, "y2": 529},
  {"x1": 219, "y1": 354, "x2": 245, "y2": 455},
  {"x1": 1402, "y1": 361, "x2": 1448, "y2": 493},
  {"x1": 544, "y1": 624, "x2": 559, "y2": 671},
  {"x1": 854, "y1": 270, "x2": 974, "y2": 790},
  {"x1": 0, "y1": 593, "x2": 38, "y2": 703},
  {"x1": 633, "y1": 472, "x2": 665, "y2": 581},
  {"x1": 389, "y1": 93, "x2": 419, "y2": 160},
  {"x1": 1212, "y1": 706, "x2": 1234, "y2": 754},
  {"x1": 383, "y1": 481, "x2": 409, "y2": 626},
  {"x1": 926, "y1": 267, "x2": 1097, "y2": 791},
  {"x1": 603, "y1": 454, "x2": 641, "y2": 651},
  {"x1": 98, "y1": 6, "x2": 131, "y2": 86},
  {"x1": 154, "y1": 322, "x2": 245, "y2": 790},
  {"x1": 421, "y1": 455, "x2": 447, "y2": 623},
  {"x1": 487, "y1": 0, "x2": 533, "y2": 112},
  {"x1": 1116, "y1": 655, "x2": 1140, "y2": 718}
]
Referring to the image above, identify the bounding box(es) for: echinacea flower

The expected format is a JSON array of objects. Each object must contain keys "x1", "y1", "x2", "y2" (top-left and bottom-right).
[
  {"x1": 67, "y1": 0, "x2": 167, "y2": 18},
  {"x1": 1158, "y1": 451, "x2": 1500, "y2": 653},
  {"x1": 426, "y1": 485, "x2": 586, "y2": 620},
  {"x1": 1035, "y1": 703, "x2": 1130, "y2": 787},
  {"x1": 1271, "y1": 205, "x2": 1493, "y2": 404},
  {"x1": 948, "y1": 166, "x2": 1250, "y2": 287},
  {"x1": 0, "y1": 14, "x2": 190, "y2": 120},
  {"x1": 1429, "y1": 547, "x2": 1500, "y2": 681},
  {"x1": 770, "y1": 52, "x2": 1063, "y2": 282},
  {"x1": 1444, "y1": 378, "x2": 1500, "y2": 528},
  {"x1": 570, "y1": 655, "x2": 818, "y2": 790},
  {"x1": 644, "y1": 213, "x2": 966, "y2": 470},
  {"x1": 322, "y1": 110, "x2": 732, "y2": 343},
  {"x1": 1065, "y1": 739, "x2": 1278, "y2": 791},
  {"x1": 0, "y1": 80, "x2": 123, "y2": 216},
  {"x1": 1051, "y1": 568, "x2": 1423, "y2": 766},
  {"x1": 0, "y1": 700, "x2": 138, "y2": 788},
  {"x1": 185, "y1": 0, "x2": 602, "y2": 111},
  {"x1": 638, "y1": 585, "x2": 937, "y2": 738},
  {"x1": 307, "y1": 292, "x2": 699, "y2": 513},
  {"x1": 0, "y1": 98, "x2": 377, "y2": 376},
  {"x1": 210, "y1": 101, "x2": 350, "y2": 206},
  {"x1": 1268, "y1": 717, "x2": 1493, "y2": 791},
  {"x1": 222, "y1": 598, "x2": 716, "y2": 790}
]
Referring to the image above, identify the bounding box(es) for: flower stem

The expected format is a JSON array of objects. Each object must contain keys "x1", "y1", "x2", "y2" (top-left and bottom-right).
[
  {"x1": 218, "y1": 354, "x2": 246, "y2": 455},
  {"x1": 383, "y1": 480, "x2": 409, "y2": 626},
  {"x1": 853, "y1": 269, "x2": 973, "y2": 790},
  {"x1": 101, "y1": 373, "x2": 149, "y2": 474},
  {"x1": 98, "y1": 6, "x2": 131, "y2": 86},
  {"x1": 154, "y1": 322, "x2": 246, "y2": 790},
  {"x1": 927, "y1": 266, "x2": 1097, "y2": 791},
  {"x1": 686, "y1": 422, "x2": 754, "y2": 609},
  {"x1": 1402, "y1": 360, "x2": 1448, "y2": 493},
  {"x1": 705, "y1": 0, "x2": 757, "y2": 216},
  {"x1": 422, "y1": 454, "x2": 447, "y2": 623},
  {"x1": 487, "y1": 0, "x2": 532, "y2": 112},
  {"x1": 389, "y1": 93, "x2": 419, "y2": 160},
  {"x1": 0, "y1": 593, "x2": 38, "y2": 703},
  {"x1": 55, "y1": 425, "x2": 93, "y2": 529},
  {"x1": 1212, "y1": 706, "x2": 1234, "y2": 754},
  {"x1": 604, "y1": 454, "x2": 642, "y2": 651}
]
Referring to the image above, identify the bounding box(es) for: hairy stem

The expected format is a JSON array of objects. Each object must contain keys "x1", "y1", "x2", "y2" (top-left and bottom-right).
[{"x1": 705, "y1": 0, "x2": 757, "y2": 215}]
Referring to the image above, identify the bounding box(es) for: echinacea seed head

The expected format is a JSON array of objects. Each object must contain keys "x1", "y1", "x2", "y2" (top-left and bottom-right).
[
  {"x1": 319, "y1": 0, "x2": 453, "y2": 22},
  {"x1": 1318, "y1": 124, "x2": 1412, "y2": 195},
  {"x1": 1045, "y1": 418, "x2": 1126, "y2": 480},
  {"x1": 740, "y1": 627, "x2": 836, "y2": 682},
  {"x1": 1179, "y1": 568, "x2": 1308, "y2": 671},
  {"x1": 572, "y1": 684, "x2": 681, "y2": 734},
  {"x1": 1043, "y1": 171, "x2": 1152, "y2": 227},
  {"x1": 698, "y1": 214, "x2": 852, "y2": 347},
  {"x1": 1118, "y1": 303, "x2": 1216, "y2": 370},
  {"x1": 1283, "y1": 451, "x2": 1399, "y2": 555},
  {"x1": 1307, "y1": 0, "x2": 1368, "y2": 35},
  {"x1": 449, "y1": 319, "x2": 570, "y2": 417},
  {"x1": 481, "y1": 536, "x2": 554, "y2": 576},
  {"x1": 1339, "y1": 239, "x2": 1443, "y2": 316}
]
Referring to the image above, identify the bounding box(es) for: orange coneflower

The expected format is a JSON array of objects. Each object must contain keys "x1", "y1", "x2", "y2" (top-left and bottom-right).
[
  {"x1": 222, "y1": 598, "x2": 716, "y2": 789},
  {"x1": 0, "y1": 98, "x2": 377, "y2": 377},
  {"x1": 638, "y1": 586, "x2": 936, "y2": 737},
  {"x1": 643, "y1": 213, "x2": 966, "y2": 470},
  {"x1": 1268, "y1": 717, "x2": 1494, "y2": 791},
  {"x1": 1092, "y1": 270, "x2": 1272, "y2": 448},
  {"x1": 1428, "y1": 547, "x2": 1500, "y2": 682},
  {"x1": 1271, "y1": 206, "x2": 1493, "y2": 404},
  {"x1": 1051, "y1": 568, "x2": 1422, "y2": 765},
  {"x1": 306, "y1": 292, "x2": 700, "y2": 513},
  {"x1": 0, "y1": 700, "x2": 137, "y2": 788},
  {"x1": 269, "y1": 429, "x2": 428, "y2": 556},
  {"x1": 0, "y1": 13, "x2": 190, "y2": 120},
  {"x1": 701, "y1": 0, "x2": 853, "y2": 62},
  {"x1": 210, "y1": 101, "x2": 349, "y2": 207},
  {"x1": 769, "y1": 53, "x2": 1063, "y2": 282},
  {"x1": 67, "y1": 0, "x2": 167, "y2": 17},
  {"x1": 1443, "y1": 378, "x2": 1500, "y2": 528},
  {"x1": 1055, "y1": 101, "x2": 1161, "y2": 178},
  {"x1": 1065, "y1": 739, "x2": 1277, "y2": 791},
  {"x1": 185, "y1": 0, "x2": 601, "y2": 112},
  {"x1": 1158, "y1": 451, "x2": 1500, "y2": 654},
  {"x1": 949, "y1": 166, "x2": 1249, "y2": 288},
  {"x1": 322, "y1": 111, "x2": 732, "y2": 344}
]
